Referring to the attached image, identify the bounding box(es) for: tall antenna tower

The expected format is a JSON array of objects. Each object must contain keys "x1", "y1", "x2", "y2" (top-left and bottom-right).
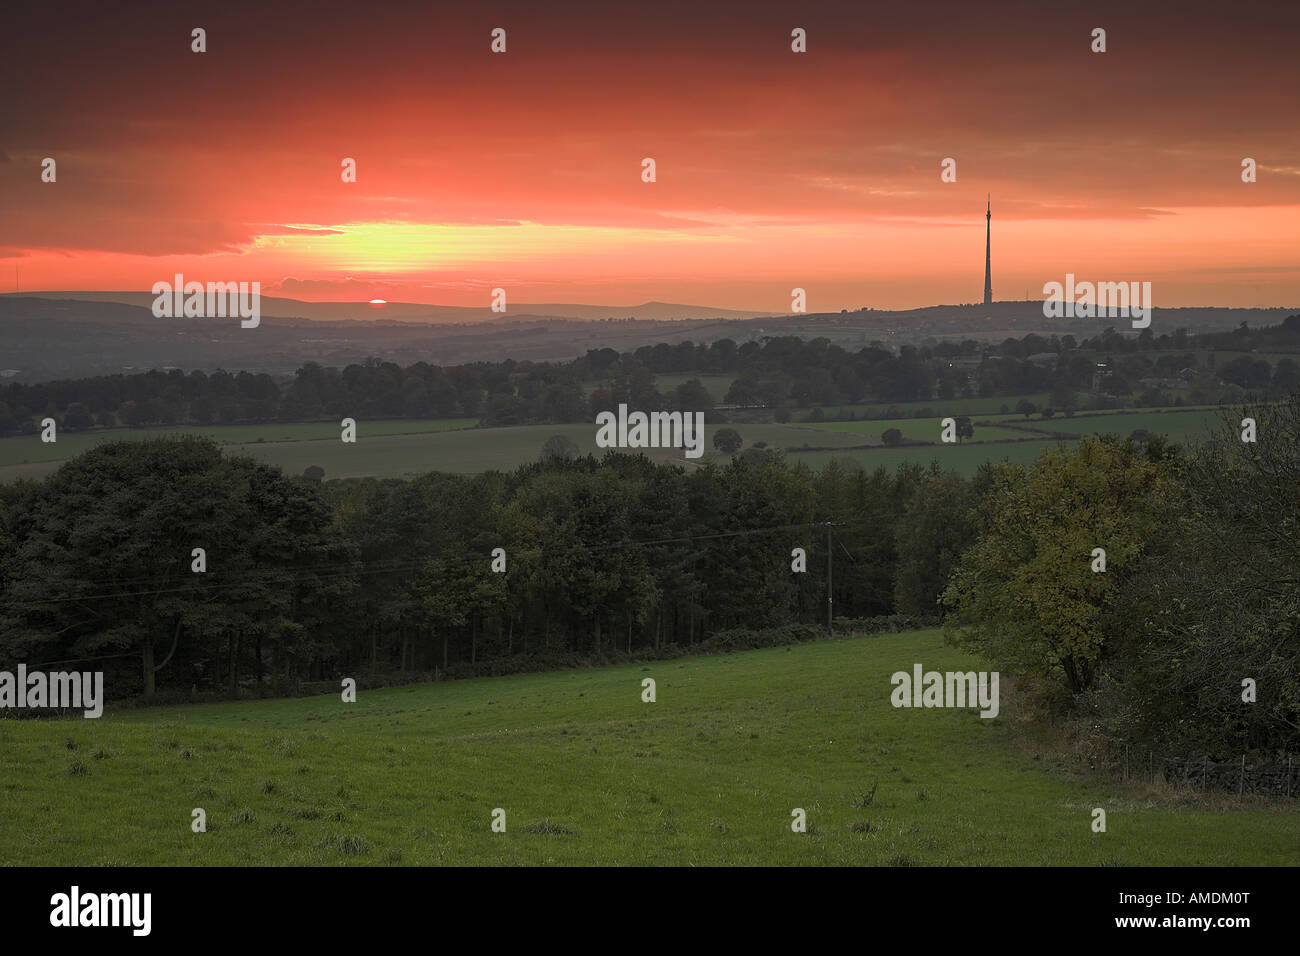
[{"x1": 983, "y1": 194, "x2": 992, "y2": 306}]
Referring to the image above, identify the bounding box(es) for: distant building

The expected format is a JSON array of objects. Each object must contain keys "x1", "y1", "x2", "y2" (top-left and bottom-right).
[{"x1": 1092, "y1": 362, "x2": 1112, "y2": 392}]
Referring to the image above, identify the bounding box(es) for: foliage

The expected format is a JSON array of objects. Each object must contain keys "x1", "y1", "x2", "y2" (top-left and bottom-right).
[
  {"x1": 942, "y1": 436, "x2": 1178, "y2": 697},
  {"x1": 712, "y1": 428, "x2": 742, "y2": 454},
  {"x1": 1087, "y1": 399, "x2": 1300, "y2": 757}
]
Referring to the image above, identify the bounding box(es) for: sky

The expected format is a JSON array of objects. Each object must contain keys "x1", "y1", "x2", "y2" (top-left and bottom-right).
[{"x1": 2, "y1": 0, "x2": 1298, "y2": 312}]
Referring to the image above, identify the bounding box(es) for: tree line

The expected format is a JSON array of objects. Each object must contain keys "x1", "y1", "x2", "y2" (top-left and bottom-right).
[
  {"x1": 0, "y1": 438, "x2": 975, "y2": 699},
  {"x1": 3, "y1": 318, "x2": 1297, "y2": 435},
  {"x1": 1, "y1": 394, "x2": 1295, "y2": 762}
]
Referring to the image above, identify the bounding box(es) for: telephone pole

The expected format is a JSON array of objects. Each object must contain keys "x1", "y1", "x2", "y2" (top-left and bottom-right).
[{"x1": 826, "y1": 521, "x2": 833, "y2": 635}]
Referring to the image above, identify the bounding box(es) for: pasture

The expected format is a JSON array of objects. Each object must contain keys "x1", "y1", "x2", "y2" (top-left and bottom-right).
[
  {"x1": 0, "y1": 419, "x2": 476, "y2": 468},
  {"x1": 2, "y1": 629, "x2": 1293, "y2": 866},
  {"x1": 801, "y1": 417, "x2": 1030, "y2": 443},
  {"x1": 0, "y1": 405, "x2": 1237, "y2": 484},
  {"x1": 0, "y1": 420, "x2": 870, "y2": 482}
]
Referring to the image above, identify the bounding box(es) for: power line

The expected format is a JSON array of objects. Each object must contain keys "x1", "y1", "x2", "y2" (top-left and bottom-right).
[{"x1": 18, "y1": 650, "x2": 139, "y2": 670}]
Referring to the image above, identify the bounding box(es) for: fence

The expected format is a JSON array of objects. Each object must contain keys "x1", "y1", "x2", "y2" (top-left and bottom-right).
[{"x1": 1120, "y1": 747, "x2": 1296, "y2": 798}]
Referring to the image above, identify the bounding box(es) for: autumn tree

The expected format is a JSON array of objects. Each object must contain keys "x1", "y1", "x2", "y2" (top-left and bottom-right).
[{"x1": 942, "y1": 436, "x2": 1178, "y2": 698}]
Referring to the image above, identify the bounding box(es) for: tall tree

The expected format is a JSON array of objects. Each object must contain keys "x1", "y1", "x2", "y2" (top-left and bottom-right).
[{"x1": 942, "y1": 437, "x2": 1177, "y2": 698}]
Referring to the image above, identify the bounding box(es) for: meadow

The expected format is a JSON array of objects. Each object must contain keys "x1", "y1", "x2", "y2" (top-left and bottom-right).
[
  {"x1": 801, "y1": 417, "x2": 1031, "y2": 443},
  {"x1": 0, "y1": 420, "x2": 871, "y2": 482},
  {"x1": 0, "y1": 419, "x2": 477, "y2": 467},
  {"x1": 786, "y1": 407, "x2": 1233, "y2": 475},
  {"x1": 0, "y1": 406, "x2": 1234, "y2": 484},
  {"x1": 2, "y1": 629, "x2": 1293, "y2": 866},
  {"x1": 986, "y1": 407, "x2": 1232, "y2": 444}
]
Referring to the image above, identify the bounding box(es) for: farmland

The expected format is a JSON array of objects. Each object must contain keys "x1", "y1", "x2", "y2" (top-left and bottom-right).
[
  {"x1": 1, "y1": 628, "x2": 1292, "y2": 866},
  {"x1": 0, "y1": 419, "x2": 477, "y2": 468},
  {"x1": 786, "y1": 406, "x2": 1235, "y2": 475},
  {"x1": 801, "y1": 418, "x2": 1031, "y2": 443},
  {"x1": 0, "y1": 406, "x2": 1238, "y2": 484},
  {"x1": 986, "y1": 408, "x2": 1233, "y2": 444}
]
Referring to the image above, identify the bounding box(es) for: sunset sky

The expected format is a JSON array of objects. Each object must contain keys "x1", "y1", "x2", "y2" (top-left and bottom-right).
[{"x1": 3, "y1": 0, "x2": 1298, "y2": 311}]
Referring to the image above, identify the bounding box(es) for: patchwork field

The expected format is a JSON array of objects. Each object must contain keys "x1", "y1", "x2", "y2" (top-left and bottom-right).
[
  {"x1": 0, "y1": 406, "x2": 1239, "y2": 484},
  {"x1": 0, "y1": 420, "x2": 877, "y2": 482},
  {"x1": 1, "y1": 629, "x2": 1292, "y2": 866},
  {"x1": 787, "y1": 407, "x2": 1234, "y2": 475}
]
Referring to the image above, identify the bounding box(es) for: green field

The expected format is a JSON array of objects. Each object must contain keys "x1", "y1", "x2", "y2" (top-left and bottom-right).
[
  {"x1": 802, "y1": 417, "x2": 1030, "y2": 443},
  {"x1": 0, "y1": 419, "x2": 478, "y2": 468},
  {"x1": 0, "y1": 420, "x2": 877, "y2": 483},
  {"x1": 787, "y1": 408, "x2": 1234, "y2": 475},
  {"x1": 988, "y1": 408, "x2": 1232, "y2": 444},
  {"x1": 221, "y1": 421, "x2": 869, "y2": 479},
  {"x1": 0, "y1": 406, "x2": 1242, "y2": 485},
  {"x1": 1, "y1": 629, "x2": 1292, "y2": 865}
]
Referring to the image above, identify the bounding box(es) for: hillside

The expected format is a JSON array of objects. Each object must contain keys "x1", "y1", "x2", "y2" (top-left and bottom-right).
[
  {"x1": 2, "y1": 629, "x2": 1293, "y2": 866},
  {"x1": 3, "y1": 294, "x2": 1292, "y2": 382}
]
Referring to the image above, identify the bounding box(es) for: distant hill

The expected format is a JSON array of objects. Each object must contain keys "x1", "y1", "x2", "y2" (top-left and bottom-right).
[
  {"x1": 0, "y1": 293, "x2": 1295, "y2": 383},
  {"x1": 1, "y1": 292, "x2": 773, "y2": 324}
]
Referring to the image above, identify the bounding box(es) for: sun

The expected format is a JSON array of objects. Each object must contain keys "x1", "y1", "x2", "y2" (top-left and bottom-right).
[{"x1": 368, "y1": 298, "x2": 387, "y2": 305}]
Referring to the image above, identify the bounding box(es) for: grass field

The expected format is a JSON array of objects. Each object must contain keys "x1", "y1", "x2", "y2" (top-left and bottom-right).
[
  {"x1": 787, "y1": 408, "x2": 1234, "y2": 475},
  {"x1": 987, "y1": 408, "x2": 1232, "y2": 444},
  {"x1": 213, "y1": 421, "x2": 869, "y2": 479},
  {"x1": 0, "y1": 419, "x2": 478, "y2": 468},
  {"x1": 1, "y1": 629, "x2": 1293, "y2": 866},
  {"x1": 0, "y1": 420, "x2": 878, "y2": 483},
  {"x1": 802, "y1": 417, "x2": 1031, "y2": 443},
  {"x1": 0, "y1": 406, "x2": 1239, "y2": 485}
]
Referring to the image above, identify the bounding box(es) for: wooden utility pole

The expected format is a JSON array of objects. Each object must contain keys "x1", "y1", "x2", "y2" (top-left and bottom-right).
[{"x1": 826, "y1": 521, "x2": 833, "y2": 635}]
